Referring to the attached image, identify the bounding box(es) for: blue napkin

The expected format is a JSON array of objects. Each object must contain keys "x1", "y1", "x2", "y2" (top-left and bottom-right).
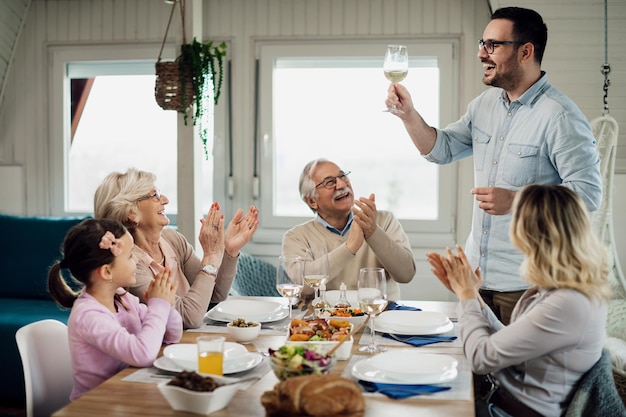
[
  {"x1": 387, "y1": 301, "x2": 421, "y2": 311},
  {"x1": 382, "y1": 333, "x2": 457, "y2": 347},
  {"x1": 359, "y1": 380, "x2": 451, "y2": 399}
]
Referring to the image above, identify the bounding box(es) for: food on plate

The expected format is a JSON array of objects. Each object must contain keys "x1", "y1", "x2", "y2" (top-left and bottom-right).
[
  {"x1": 230, "y1": 317, "x2": 259, "y2": 328},
  {"x1": 167, "y1": 371, "x2": 222, "y2": 392},
  {"x1": 268, "y1": 345, "x2": 334, "y2": 380},
  {"x1": 288, "y1": 318, "x2": 351, "y2": 342},
  {"x1": 261, "y1": 374, "x2": 365, "y2": 417},
  {"x1": 318, "y1": 307, "x2": 365, "y2": 318}
]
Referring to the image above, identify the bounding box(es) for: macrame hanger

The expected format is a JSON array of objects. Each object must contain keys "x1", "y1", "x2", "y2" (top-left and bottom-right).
[
  {"x1": 601, "y1": 0, "x2": 611, "y2": 115},
  {"x1": 157, "y1": 0, "x2": 187, "y2": 63}
]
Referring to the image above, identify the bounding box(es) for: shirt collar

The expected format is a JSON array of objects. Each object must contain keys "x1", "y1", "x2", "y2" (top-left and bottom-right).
[
  {"x1": 316, "y1": 211, "x2": 353, "y2": 236},
  {"x1": 499, "y1": 71, "x2": 548, "y2": 106}
]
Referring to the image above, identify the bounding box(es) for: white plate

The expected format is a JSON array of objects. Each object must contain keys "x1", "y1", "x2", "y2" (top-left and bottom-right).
[
  {"x1": 375, "y1": 310, "x2": 453, "y2": 335},
  {"x1": 206, "y1": 299, "x2": 289, "y2": 323},
  {"x1": 324, "y1": 290, "x2": 358, "y2": 307},
  {"x1": 352, "y1": 350, "x2": 458, "y2": 385},
  {"x1": 159, "y1": 343, "x2": 262, "y2": 374}
]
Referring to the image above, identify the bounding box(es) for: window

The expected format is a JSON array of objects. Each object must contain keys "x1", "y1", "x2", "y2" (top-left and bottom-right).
[
  {"x1": 49, "y1": 45, "x2": 216, "y2": 221},
  {"x1": 257, "y1": 41, "x2": 458, "y2": 234}
]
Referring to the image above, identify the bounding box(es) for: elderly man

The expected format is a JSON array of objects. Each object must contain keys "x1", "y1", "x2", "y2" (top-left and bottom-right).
[{"x1": 282, "y1": 158, "x2": 416, "y2": 301}]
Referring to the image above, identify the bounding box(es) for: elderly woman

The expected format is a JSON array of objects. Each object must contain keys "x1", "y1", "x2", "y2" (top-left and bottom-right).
[
  {"x1": 94, "y1": 168, "x2": 259, "y2": 329},
  {"x1": 428, "y1": 184, "x2": 611, "y2": 417}
]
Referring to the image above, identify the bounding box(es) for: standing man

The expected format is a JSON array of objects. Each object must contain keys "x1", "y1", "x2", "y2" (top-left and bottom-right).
[
  {"x1": 282, "y1": 158, "x2": 415, "y2": 301},
  {"x1": 386, "y1": 7, "x2": 602, "y2": 324}
]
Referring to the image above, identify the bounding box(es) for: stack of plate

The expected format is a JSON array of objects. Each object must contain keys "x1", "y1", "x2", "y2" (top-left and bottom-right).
[
  {"x1": 205, "y1": 299, "x2": 289, "y2": 323},
  {"x1": 154, "y1": 342, "x2": 263, "y2": 375},
  {"x1": 374, "y1": 310, "x2": 454, "y2": 335},
  {"x1": 352, "y1": 350, "x2": 458, "y2": 384}
]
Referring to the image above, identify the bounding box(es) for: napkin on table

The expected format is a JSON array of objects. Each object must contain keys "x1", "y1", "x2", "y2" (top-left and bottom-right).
[
  {"x1": 382, "y1": 333, "x2": 457, "y2": 347},
  {"x1": 387, "y1": 301, "x2": 421, "y2": 311},
  {"x1": 359, "y1": 380, "x2": 451, "y2": 399}
]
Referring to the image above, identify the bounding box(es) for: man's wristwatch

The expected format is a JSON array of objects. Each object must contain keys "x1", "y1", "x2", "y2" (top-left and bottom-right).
[{"x1": 201, "y1": 264, "x2": 219, "y2": 276}]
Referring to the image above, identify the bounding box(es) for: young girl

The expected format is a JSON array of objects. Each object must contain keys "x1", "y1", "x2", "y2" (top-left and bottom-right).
[{"x1": 48, "y1": 218, "x2": 183, "y2": 401}]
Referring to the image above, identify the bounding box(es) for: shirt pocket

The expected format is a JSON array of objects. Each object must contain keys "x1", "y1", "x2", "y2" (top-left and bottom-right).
[
  {"x1": 502, "y1": 143, "x2": 539, "y2": 187},
  {"x1": 472, "y1": 128, "x2": 492, "y2": 172}
]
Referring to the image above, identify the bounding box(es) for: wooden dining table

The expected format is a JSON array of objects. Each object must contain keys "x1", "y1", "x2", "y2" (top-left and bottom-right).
[{"x1": 52, "y1": 298, "x2": 474, "y2": 417}]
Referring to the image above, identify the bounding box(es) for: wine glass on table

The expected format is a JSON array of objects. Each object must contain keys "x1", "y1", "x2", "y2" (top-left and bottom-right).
[
  {"x1": 357, "y1": 267, "x2": 388, "y2": 353},
  {"x1": 303, "y1": 247, "x2": 330, "y2": 311},
  {"x1": 276, "y1": 255, "x2": 304, "y2": 325},
  {"x1": 383, "y1": 44, "x2": 408, "y2": 114}
]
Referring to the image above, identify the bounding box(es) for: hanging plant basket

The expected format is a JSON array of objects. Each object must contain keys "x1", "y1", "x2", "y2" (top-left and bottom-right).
[{"x1": 153, "y1": 1, "x2": 227, "y2": 157}]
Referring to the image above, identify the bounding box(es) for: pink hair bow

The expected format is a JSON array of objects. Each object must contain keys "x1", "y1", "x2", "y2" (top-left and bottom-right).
[{"x1": 99, "y1": 231, "x2": 123, "y2": 256}]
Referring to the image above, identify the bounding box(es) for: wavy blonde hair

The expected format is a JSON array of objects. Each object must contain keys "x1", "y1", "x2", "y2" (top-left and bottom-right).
[
  {"x1": 510, "y1": 184, "x2": 611, "y2": 301},
  {"x1": 93, "y1": 168, "x2": 156, "y2": 229}
]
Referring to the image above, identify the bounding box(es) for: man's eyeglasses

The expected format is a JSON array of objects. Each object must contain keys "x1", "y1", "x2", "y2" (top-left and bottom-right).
[
  {"x1": 315, "y1": 171, "x2": 351, "y2": 189},
  {"x1": 137, "y1": 189, "x2": 161, "y2": 202},
  {"x1": 478, "y1": 39, "x2": 527, "y2": 54}
]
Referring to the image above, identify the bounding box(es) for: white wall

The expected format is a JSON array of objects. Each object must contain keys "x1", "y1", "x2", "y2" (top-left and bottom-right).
[{"x1": 0, "y1": 0, "x2": 624, "y2": 301}]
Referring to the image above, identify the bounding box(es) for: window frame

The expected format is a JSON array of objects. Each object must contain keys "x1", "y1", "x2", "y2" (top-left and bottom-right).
[{"x1": 255, "y1": 40, "x2": 459, "y2": 238}]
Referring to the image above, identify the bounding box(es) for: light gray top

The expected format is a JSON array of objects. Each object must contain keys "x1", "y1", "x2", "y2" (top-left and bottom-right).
[{"x1": 458, "y1": 287, "x2": 607, "y2": 416}]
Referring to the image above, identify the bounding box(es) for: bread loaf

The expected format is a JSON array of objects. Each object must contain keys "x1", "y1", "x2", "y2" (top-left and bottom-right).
[{"x1": 261, "y1": 374, "x2": 365, "y2": 416}]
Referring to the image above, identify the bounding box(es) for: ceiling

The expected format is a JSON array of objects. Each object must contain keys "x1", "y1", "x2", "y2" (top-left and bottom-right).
[{"x1": 0, "y1": 0, "x2": 31, "y2": 107}]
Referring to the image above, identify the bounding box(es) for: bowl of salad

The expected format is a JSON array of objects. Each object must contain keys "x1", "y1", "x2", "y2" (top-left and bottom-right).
[
  {"x1": 285, "y1": 318, "x2": 354, "y2": 360},
  {"x1": 268, "y1": 345, "x2": 335, "y2": 381}
]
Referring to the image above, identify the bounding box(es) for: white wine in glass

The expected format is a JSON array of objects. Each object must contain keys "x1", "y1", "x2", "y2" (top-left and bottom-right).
[
  {"x1": 357, "y1": 267, "x2": 388, "y2": 353},
  {"x1": 276, "y1": 255, "x2": 304, "y2": 325},
  {"x1": 383, "y1": 44, "x2": 409, "y2": 114},
  {"x1": 303, "y1": 247, "x2": 330, "y2": 309}
]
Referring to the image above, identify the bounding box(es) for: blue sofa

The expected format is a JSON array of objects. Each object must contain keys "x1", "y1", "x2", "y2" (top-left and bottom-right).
[{"x1": 0, "y1": 214, "x2": 87, "y2": 406}]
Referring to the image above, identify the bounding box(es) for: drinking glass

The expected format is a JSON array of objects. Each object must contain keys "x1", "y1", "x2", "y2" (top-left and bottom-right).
[
  {"x1": 357, "y1": 267, "x2": 388, "y2": 353},
  {"x1": 383, "y1": 44, "x2": 409, "y2": 114},
  {"x1": 197, "y1": 335, "x2": 225, "y2": 375},
  {"x1": 276, "y1": 255, "x2": 304, "y2": 323},
  {"x1": 303, "y1": 247, "x2": 330, "y2": 308}
]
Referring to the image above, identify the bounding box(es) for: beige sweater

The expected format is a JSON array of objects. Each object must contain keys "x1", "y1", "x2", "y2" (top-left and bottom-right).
[
  {"x1": 282, "y1": 211, "x2": 415, "y2": 300},
  {"x1": 130, "y1": 228, "x2": 237, "y2": 329}
]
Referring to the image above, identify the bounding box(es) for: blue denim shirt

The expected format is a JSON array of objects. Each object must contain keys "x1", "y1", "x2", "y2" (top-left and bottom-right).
[{"x1": 425, "y1": 73, "x2": 602, "y2": 291}]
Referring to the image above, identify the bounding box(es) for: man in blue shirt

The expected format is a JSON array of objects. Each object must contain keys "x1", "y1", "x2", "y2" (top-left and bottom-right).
[{"x1": 386, "y1": 7, "x2": 602, "y2": 324}]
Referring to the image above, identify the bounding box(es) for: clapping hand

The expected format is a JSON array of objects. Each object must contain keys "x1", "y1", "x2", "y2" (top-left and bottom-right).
[
  {"x1": 225, "y1": 205, "x2": 259, "y2": 257},
  {"x1": 145, "y1": 267, "x2": 178, "y2": 305},
  {"x1": 353, "y1": 193, "x2": 378, "y2": 239},
  {"x1": 199, "y1": 202, "x2": 225, "y2": 265},
  {"x1": 428, "y1": 245, "x2": 482, "y2": 302}
]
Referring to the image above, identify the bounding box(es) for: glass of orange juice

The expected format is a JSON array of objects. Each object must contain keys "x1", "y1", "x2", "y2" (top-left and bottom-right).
[{"x1": 197, "y1": 335, "x2": 225, "y2": 375}]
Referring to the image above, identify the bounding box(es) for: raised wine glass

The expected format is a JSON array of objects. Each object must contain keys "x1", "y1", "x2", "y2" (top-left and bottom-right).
[
  {"x1": 357, "y1": 267, "x2": 388, "y2": 353},
  {"x1": 276, "y1": 255, "x2": 304, "y2": 325},
  {"x1": 383, "y1": 44, "x2": 409, "y2": 114},
  {"x1": 303, "y1": 247, "x2": 330, "y2": 310}
]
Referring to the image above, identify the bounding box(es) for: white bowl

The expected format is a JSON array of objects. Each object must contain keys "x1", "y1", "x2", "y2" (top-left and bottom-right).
[
  {"x1": 226, "y1": 322, "x2": 261, "y2": 343},
  {"x1": 157, "y1": 379, "x2": 238, "y2": 415}
]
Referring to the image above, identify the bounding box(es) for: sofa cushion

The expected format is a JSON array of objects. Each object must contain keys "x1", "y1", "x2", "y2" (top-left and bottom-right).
[{"x1": 0, "y1": 214, "x2": 88, "y2": 299}]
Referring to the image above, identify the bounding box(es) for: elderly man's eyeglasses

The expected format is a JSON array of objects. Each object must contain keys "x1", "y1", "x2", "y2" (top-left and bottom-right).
[
  {"x1": 478, "y1": 39, "x2": 527, "y2": 54},
  {"x1": 315, "y1": 171, "x2": 351, "y2": 189},
  {"x1": 137, "y1": 189, "x2": 161, "y2": 202}
]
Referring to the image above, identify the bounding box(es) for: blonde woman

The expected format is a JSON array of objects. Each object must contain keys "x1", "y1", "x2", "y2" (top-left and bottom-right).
[
  {"x1": 94, "y1": 168, "x2": 258, "y2": 329},
  {"x1": 428, "y1": 185, "x2": 611, "y2": 417}
]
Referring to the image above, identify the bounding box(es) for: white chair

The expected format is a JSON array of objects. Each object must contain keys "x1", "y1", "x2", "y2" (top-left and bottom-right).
[{"x1": 15, "y1": 319, "x2": 73, "y2": 417}]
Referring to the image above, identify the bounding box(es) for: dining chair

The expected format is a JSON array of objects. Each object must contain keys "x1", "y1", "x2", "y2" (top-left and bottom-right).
[
  {"x1": 564, "y1": 349, "x2": 626, "y2": 417},
  {"x1": 231, "y1": 251, "x2": 279, "y2": 297},
  {"x1": 15, "y1": 319, "x2": 73, "y2": 417}
]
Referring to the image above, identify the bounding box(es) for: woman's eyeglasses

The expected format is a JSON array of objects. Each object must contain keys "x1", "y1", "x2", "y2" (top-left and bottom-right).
[{"x1": 136, "y1": 189, "x2": 161, "y2": 202}]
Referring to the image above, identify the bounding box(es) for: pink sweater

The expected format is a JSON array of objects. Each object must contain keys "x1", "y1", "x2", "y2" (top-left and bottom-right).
[{"x1": 68, "y1": 288, "x2": 182, "y2": 400}]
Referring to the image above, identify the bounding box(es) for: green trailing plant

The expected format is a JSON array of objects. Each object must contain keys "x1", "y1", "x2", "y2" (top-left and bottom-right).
[{"x1": 178, "y1": 38, "x2": 227, "y2": 157}]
